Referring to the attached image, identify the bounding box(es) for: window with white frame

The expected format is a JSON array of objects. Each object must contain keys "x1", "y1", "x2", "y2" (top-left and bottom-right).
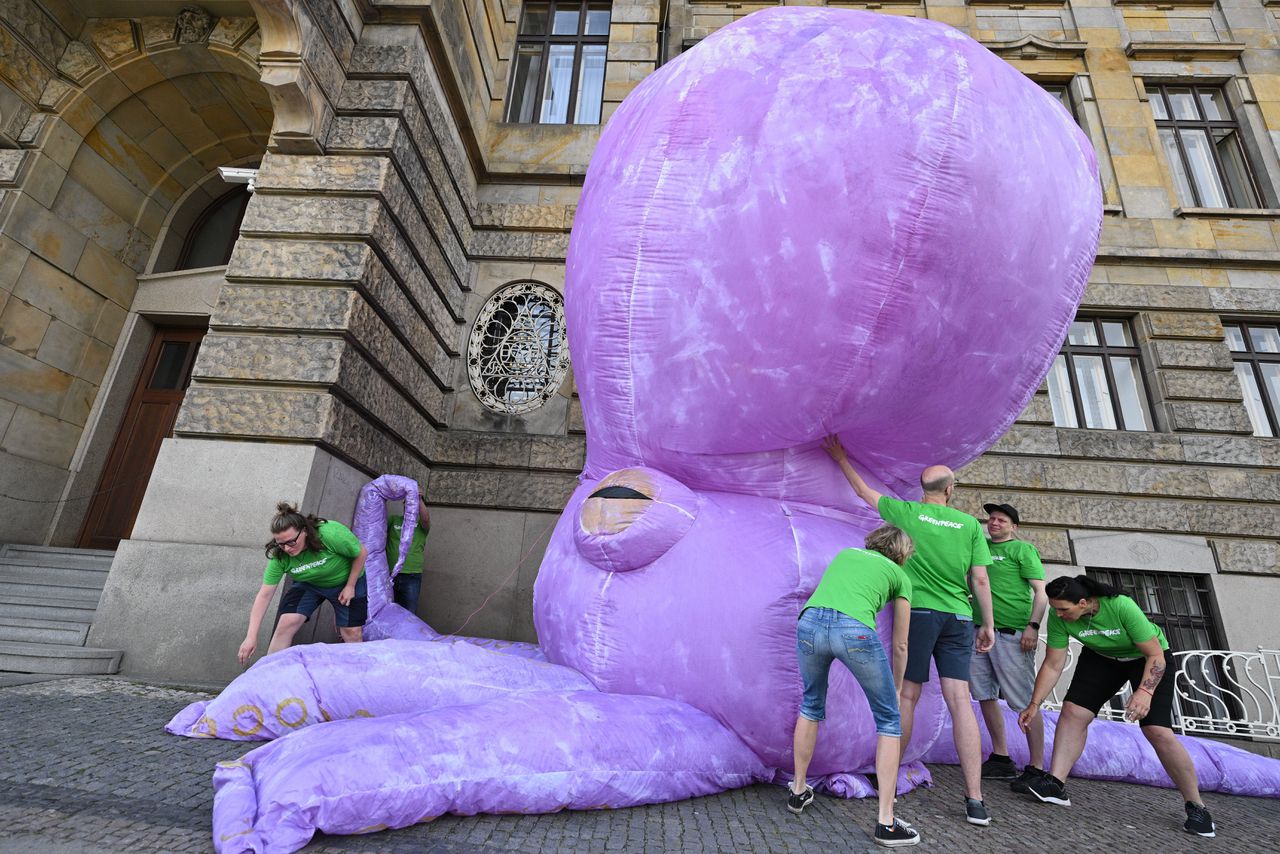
[
  {"x1": 1146, "y1": 83, "x2": 1263, "y2": 210},
  {"x1": 506, "y1": 2, "x2": 610, "y2": 125},
  {"x1": 1224, "y1": 320, "x2": 1280, "y2": 437},
  {"x1": 1047, "y1": 317, "x2": 1154, "y2": 431}
]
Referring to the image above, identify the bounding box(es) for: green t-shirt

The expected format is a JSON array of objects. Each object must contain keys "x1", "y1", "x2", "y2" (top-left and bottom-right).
[
  {"x1": 803, "y1": 548, "x2": 912, "y2": 629},
  {"x1": 387, "y1": 513, "x2": 428, "y2": 575},
  {"x1": 877, "y1": 496, "x2": 991, "y2": 617},
  {"x1": 263, "y1": 520, "x2": 363, "y2": 588},
  {"x1": 981, "y1": 538, "x2": 1045, "y2": 630},
  {"x1": 1047, "y1": 594, "x2": 1168, "y2": 661}
]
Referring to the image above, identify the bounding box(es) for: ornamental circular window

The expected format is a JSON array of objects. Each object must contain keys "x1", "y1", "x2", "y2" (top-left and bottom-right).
[{"x1": 467, "y1": 281, "x2": 570, "y2": 414}]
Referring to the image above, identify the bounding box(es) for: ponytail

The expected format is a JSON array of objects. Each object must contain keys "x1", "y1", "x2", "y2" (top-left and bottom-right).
[
  {"x1": 1044, "y1": 573, "x2": 1121, "y2": 602},
  {"x1": 265, "y1": 501, "x2": 327, "y2": 558}
]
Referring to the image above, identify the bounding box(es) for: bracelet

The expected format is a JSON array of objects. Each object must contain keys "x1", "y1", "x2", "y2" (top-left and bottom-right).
[{"x1": 1137, "y1": 686, "x2": 1154, "y2": 696}]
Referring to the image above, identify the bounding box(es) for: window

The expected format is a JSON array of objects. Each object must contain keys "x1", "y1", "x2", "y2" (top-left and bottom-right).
[
  {"x1": 1039, "y1": 82, "x2": 1076, "y2": 120},
  {"x1": 1224, "y1": 320, "x2": 1280, "y2": 437},
  {"x1": 1088, "y1": 568, "x2": 1225, "y2": 652},
  {"x1": 467, "y1": 281, "x2": 570, "y2": 414},
  {"x1": 1146, "y1": 83, "x2": 1262, "y2": 209},
  {"x1": 506, "y1": 2, "x2": 610, "y2": 125},
  {"x1": 1047, "y1": 317, "x2": 1154, "y2": 431},
  {"x1": 176, "y1": 185, "x2": 251, "y2": 270}
]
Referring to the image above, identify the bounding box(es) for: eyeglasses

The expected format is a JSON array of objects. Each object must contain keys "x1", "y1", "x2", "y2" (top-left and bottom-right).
[{"x1": 274, "y1": 531, "x2": 303, "y2": 548}]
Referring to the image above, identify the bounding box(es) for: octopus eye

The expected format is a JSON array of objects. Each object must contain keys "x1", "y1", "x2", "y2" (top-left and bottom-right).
[
  {"x1": 574, "y1": 468, "x2": 698, "y2": 571},
  {"x1": 588, "y1": 485, "x2": 651, "y2": 500}
]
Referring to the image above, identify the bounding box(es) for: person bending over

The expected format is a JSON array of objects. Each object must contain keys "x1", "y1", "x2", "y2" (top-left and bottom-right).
[
  {"x1": 237, "y1": 502, "x2": 369, "y2": 666},
  {"x1": 788, "y1": 524, "x2": 919, "y2": 848},
  {"x1": 1017, "y1": 574, "x2": 1215, "y2": 838},
  {"x1": 387, "y1": 494, "x2": 431, "y2": 614}
]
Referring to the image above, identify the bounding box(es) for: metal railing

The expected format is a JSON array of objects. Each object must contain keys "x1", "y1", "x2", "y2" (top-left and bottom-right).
[{"x1": 1038, "y1": 641, "x2": 1280, "y2": 743}]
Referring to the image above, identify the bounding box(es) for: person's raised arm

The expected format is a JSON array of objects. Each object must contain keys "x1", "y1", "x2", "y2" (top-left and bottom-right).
[
  {"x1": 1022, "y1": 578, "x2": 1048, "y2": 652},
  {"x1": 821, "y1": 435, "x2": 883, "y2": 510},
  {"x1": 1123, "y1": 636, "x2": 1168, "y2": 723},
  {"x1": 891, "y1": 597, "x2": 911, "y2": 693},
  {"x1": 238, "y1": 583, "x2": 278, "y2": 665},
  {"x1": 417, "y1": 497, "x2": 431, "y2": 535},
  {"x1": 338, "y1": 544, "x2": 368, "y2": 606},
  {"x1": 1019, "y1": 644, "x2": 1068, "y2": 731},
  {"x1": 969, "y1": 564, "x2": 995, "y2": 653}
]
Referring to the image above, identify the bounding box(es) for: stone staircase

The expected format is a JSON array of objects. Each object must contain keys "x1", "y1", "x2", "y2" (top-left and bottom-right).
[{"x1": 0, "y1": 544, "x2": 122, "y2": 675}]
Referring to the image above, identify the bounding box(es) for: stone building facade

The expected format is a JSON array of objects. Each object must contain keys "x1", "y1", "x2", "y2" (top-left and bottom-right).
[{"x1": 0, "y1": 0, "x2": 1275, "y2": 685}]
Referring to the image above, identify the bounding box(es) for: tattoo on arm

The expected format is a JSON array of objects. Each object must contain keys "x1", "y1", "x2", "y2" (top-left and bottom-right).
[{"x1": 1142, "y1": 660, "x2": 1166, "y2": 693}]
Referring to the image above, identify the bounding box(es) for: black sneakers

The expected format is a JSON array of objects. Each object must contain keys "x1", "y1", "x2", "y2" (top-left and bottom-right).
[
  {"x1": 786, "y1": 784, "x2": 815, "y2": 815},
  {"x1": 874, "y1": 818, "x2": 920, "y2": 847},
  {"x1": 964, "y1": 797, "x2": 991, "y2": 826},
  {"x1": 980, "y1": 754, "x2": 1018, "y2": 780},
  {"x1": 1184, "y1": 801, "x2": 1216, "y2": 838},
  {"x1": 1024, "y1": 771, "x2": 1071, "y2": 806},
  {"x1": 1010, "y1": 765, "x2": 1047, "y2": 794}
]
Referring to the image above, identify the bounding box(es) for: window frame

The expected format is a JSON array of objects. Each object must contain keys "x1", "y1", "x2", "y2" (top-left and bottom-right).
[
  {"x1": 1223, "y1": 318, "x2": 1280, "y2": 437},
  {"x1": 1087, "y1": 568, "x2": 1227, "y2": 652},
  {"x1": 1050, "y1": 316, "x2": 1156, "y2": 432},
  {"x1": 505, "y1": 1, "x2": 611, "y2": 125},
  {"x1": 1145, "y1": 81, "x2": 1264, "y2": 210}
]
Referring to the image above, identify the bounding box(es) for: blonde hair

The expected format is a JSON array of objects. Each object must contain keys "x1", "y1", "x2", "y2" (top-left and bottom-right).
[{"x1": 864, "y1": 524, "x2": 914, "y2": 566}]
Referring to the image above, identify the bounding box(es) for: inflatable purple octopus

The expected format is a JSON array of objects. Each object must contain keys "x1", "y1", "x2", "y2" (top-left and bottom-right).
[{"x1": 168, "y1": 9, "x2": 1279, "y2": 852}]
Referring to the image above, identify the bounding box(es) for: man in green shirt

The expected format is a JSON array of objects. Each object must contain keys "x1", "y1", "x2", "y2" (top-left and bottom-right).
[
  {"x1": 969, "y1": 503, "x2": 1047, "y2": 789},
  {"x1": 823, "y1": 436, "x2": 996, "y2": 827},
  {"x1": 386, "y1": 495, "x2": 431, "y2": 614}
]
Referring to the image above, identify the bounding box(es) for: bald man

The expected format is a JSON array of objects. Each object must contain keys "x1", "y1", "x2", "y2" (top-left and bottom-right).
[{"x1": 823, "y1": 436, "x2": 995, "y2": 827}]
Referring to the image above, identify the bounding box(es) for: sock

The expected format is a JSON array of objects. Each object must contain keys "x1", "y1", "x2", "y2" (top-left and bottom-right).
[{"x1": 989, "y1": 752, "x2": 1010, "y2": 761}]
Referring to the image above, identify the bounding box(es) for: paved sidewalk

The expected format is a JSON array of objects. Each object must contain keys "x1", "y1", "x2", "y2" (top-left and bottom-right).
[{"x1": 2, "y1": 676, "x2": 1277, "y2": 853}]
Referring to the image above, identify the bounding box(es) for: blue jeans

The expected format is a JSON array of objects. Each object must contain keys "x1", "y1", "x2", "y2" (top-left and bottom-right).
[
  {"x1": 393, "y1": 572, "x2": 422, "y2": 613},
  {"x1": 797, "y1": 607, "x2": 901, "y2": 736}
]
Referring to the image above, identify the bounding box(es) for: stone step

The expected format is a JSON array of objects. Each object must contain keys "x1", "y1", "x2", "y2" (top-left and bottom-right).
[
  {"x1": 0, "y1": 599, "x2": 98, "y2": 624},
  {"x1": 0, "y1": 617, "x2": 90, "y2": 646},
  {"x1": 0, "y1": 580, "x2": 102, "y2": 604},
  {"x1": 0, "y1": 562, "x2": 110, "y2": 590},
  {"x1": 0, "y1": 544, "x2": 114, "y2": 571},
  {"x1": 0, "y1": 640, "x2": 121, "y2": 675}
]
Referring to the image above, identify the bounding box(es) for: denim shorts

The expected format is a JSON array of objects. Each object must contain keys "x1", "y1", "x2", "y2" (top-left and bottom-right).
[
  {"x1": 969, "y1": 629, "x2": 1036, "y2": 710},
  {"x1": 393, "y1": 572, "x2": 422, "y2": 613},
  {"x1": 905, "y1": 607, "x2": 974, "y2": 684},
  {"x1": 279, "y1": 574, "x2": 368, "y2": 628},
  {"x1": 796, "y1": 607, "x2": 901, "y2": 737}
]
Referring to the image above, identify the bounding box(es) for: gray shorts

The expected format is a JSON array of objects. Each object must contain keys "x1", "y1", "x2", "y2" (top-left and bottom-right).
[{"x1": 969, "y1": 629, "x2": 1036, "y2": 711}]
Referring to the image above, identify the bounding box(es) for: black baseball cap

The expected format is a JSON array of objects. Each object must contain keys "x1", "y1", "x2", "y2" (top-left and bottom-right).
[{"x1": 982, "y1": 503, "x2": 1020, "y2": 525}]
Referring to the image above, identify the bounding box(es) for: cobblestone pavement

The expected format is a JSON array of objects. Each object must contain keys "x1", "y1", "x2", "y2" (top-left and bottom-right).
[{"x1": 2, "y1": 677, "x2": 1278, "y2": 853}]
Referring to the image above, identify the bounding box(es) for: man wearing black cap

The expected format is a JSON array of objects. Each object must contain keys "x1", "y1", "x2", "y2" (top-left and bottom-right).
[{"x1": 972, "y1": 502, "x2": 1048, "y2": 792}]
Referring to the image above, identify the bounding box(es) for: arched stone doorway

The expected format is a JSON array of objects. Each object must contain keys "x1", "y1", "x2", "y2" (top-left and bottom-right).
[{"x1": 0, "y1": 7, "x2": 273, "y2": 547}]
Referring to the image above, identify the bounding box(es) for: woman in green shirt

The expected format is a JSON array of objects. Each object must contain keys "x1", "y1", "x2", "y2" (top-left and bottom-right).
[
  {"x1": 237, "y1": 502, "x2": 369, "y2": 666},
  {"x1": 787, "y1": 524, "x2": 919, "y2": 848},
  {"x1": 1016, "y1": 575, "x2": 1215, "y2": 837}
]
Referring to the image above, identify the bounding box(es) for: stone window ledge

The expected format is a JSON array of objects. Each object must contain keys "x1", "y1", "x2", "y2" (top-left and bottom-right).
[
  {"x1": 1176, "y1": 207, "x2": 1280, "y2": 219},
  {"x1": 1104, "y1": 204, "x2": 1124, "y2": 216},
  {"x1": 1125, "y1": 41, "x2": 1246, "y2": 62}
]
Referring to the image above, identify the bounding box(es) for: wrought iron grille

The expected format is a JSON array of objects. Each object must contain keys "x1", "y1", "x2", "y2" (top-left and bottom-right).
[
  {"x1": 467, "y1": 281, "x2": 570, "y2": 414},
  {"x1": 1039, "y1": 641, "x2": 1280, "y2": 743}
]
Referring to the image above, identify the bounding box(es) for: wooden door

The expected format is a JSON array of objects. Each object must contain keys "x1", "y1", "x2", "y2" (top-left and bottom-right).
[{"x1": 78, "y1": 327, "x2": 205, "y2": 550}]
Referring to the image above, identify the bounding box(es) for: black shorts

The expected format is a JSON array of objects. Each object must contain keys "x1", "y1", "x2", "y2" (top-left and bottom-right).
[
  {"x1": 278, "y1": 575, "x2": 368, "y2": 628},
  {"x1": 1063, "y1": 646, "x2": 1177, "y2": 729},
  {"x1": 904, "y1": 608, "x2": 975, "y2": 683}
]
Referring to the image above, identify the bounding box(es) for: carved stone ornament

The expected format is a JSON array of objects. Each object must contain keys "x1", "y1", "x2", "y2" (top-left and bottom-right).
[
  {"x1": 468, "y1": 282, "x2": 570, "y2": 415},
  {"x1": 177, "y1": 6, "x2": 215, "y2": 44}
]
